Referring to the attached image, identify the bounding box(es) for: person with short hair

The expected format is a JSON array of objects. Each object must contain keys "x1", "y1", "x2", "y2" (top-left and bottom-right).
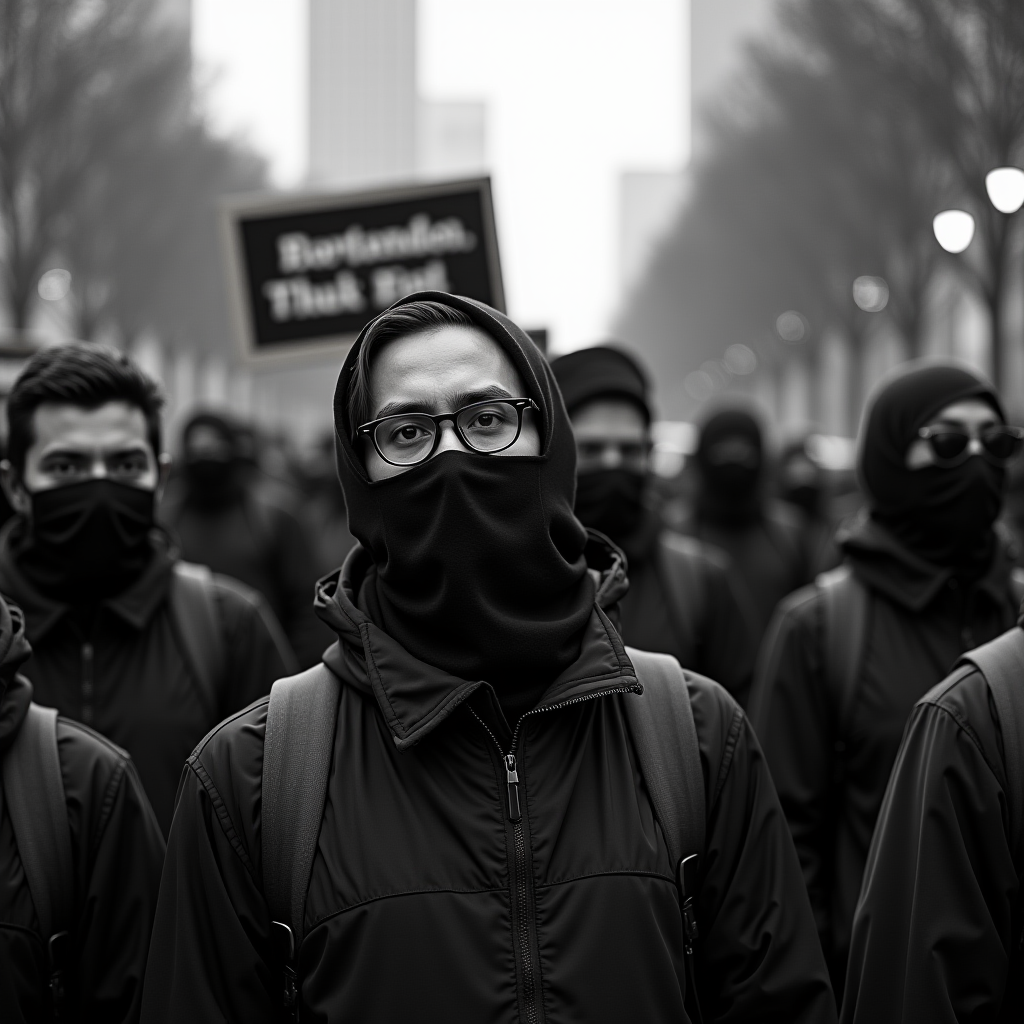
[
  {"x1": 750, "y1": 360, "x2": 1024, "y2": 1001},
  {"x1": 551, "y1": 345, "x2": 758, "y2": 706},
  {"x1": 0, "y1": 344, "x2": 295, "y2": 834},
  {"x1": 0, "y1": 591, "x2": 165, "y2": 1023},
  {"x1": 142, "y1": 294, "x2": 834, "y2": 1024}
]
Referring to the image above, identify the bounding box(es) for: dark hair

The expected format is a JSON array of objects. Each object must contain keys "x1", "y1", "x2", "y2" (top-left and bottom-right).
[
  {"x1": 7, "y1": 344, "x2": 165, "y2": 475},
  {"x1": 345, "y1": 300, "x2": 477, "y2": 434}
]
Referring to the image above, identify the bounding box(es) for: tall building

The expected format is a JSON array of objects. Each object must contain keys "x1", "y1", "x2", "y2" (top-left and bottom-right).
[{"x1": 308, "y1": 0, "x2": 417, "y2": 187}]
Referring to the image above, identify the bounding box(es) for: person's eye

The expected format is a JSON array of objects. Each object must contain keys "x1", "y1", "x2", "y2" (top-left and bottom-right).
[
  {"x1": 386, "y1": 420, "x2": 431, "y2": 446},
  {"x1": 111, "y1": 455, "x2": 148, "y2": 477},
  {"x1": 44, "y1": 458, "x2": 84, "y2": 478},
  {"x1": 466, "y1": 406, "x2": 510, "y2": 431}
]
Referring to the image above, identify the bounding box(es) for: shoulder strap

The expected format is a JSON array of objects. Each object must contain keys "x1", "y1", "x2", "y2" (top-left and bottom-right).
[
  {"x1": 655, "y1": 535, "x2": 705, "y2": 660},
  {"x1": 169, "y1": 561, "x2": 225, "y2": 718},
  {"x1": 957, "y1": 628, "x2": 1024, "y2": 863},
  {"x1": 623, "y1": 646, "x2": 706, "y2": 871},
  {"x1": 262, "y1": 663, "x2": 342, "y2": 944},
  {"x1": 2, "y1": 703, "x2": 74, "y2": 940},
  {"x1": 817, "y1": 565, "x2": 869, "y2": 733}
]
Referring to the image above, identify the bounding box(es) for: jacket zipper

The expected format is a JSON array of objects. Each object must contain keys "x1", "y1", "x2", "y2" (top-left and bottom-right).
[
  {"x1": 472, "y1": 683, "x2": 640, "y2": 1024},
  {"x1": 81, "y1": 642, "x2": 94, "y2": 726}
]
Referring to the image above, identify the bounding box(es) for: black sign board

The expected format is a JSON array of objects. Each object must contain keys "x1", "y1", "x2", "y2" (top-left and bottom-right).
[{"x1": 222, "y1": 177, "x2": 504, "y2": 362}]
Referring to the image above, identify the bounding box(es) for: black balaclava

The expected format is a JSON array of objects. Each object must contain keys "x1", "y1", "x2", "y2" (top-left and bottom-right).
[
  {"x1": 695, "y1": 407, "x2": 764, "y2": 526},
  {"x1": 550, "y1": 345, "x2": 652, "y2": 552},
  {"x1": 858, "y1": 361, "x2": 1005, "y2": 573},
  {"x1": 334, "y1": 291, "x2": 594, "y2": 718},
  {"x1": 18, "y1": 479, "x2": 156, "y2": 600},
  {"x1": 181, "y1": 412, "x2": 244, "y2": 508}
]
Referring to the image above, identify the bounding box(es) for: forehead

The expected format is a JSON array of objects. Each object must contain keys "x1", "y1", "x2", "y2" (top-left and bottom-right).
[
  {"x1": 368, "y1": 325, "x2": 525, "y2": 413},
  {"x1": 929, "y1": 397, "x2": 1000, "y2": 424},
  {"x1": 570, "y1": 398, "x2": 647, "y2": 440},
  {"x1": 29, "y1": 401, "x2": 151, "y2": 454}
]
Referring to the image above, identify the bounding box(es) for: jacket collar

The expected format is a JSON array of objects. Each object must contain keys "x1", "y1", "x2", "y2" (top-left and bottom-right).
[
  {"x1": 0, "y1": 673, "x2": 32, "y2": 755},
  {"x1": 0, "y1": 518, "x2": 177, "y2": 640},
  {"x1": 839, "y1": 510, "x2": 1015, "y2": 612},
  {"x1": 316, "y1": 535, "x2": 638, "y2": 751}
]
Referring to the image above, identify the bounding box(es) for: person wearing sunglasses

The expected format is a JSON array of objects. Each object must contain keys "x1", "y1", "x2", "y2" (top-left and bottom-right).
[
  {"x1": 142, "y1": 293, "x2": 835, "y2": 1024},
  {"x1": 749, "y1": 359, "x2": 1024, "y2": 1006}
]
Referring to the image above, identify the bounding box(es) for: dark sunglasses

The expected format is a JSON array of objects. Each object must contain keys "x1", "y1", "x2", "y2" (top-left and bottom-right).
[{"x1": 917, "y1": 423, "x2": 1024, "y2": 467}]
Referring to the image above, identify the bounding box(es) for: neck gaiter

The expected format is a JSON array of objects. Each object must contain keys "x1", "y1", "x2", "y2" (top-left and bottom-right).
[
  {"x1": 335, "y1": 292, "x2": 594, "y2": 716},
  {"x1": 19, "y1": 479, "x2": 155, "y2": 600}
]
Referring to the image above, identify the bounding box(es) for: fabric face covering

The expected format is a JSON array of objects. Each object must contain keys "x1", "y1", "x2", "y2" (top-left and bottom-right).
[
  {"x1": 573, "y1": 467, "x2": 646, "y2": 543},
  {"x1": 334, "y1": 291, "x2": 594, "y2": 693},
  {"x1": 20, "y1": 479, "x2": 155, "y2": 599},
  {"x1": 858, "y1": 361, "x2": 1006, "y2": 571},
  {"x1": 695, "y1": 408, "x2": 764, "y2": 525}
]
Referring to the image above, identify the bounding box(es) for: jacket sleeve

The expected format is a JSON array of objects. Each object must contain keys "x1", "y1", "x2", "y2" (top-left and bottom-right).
[
  {"x1": 747, "y1": 588, "x2": 836, "y2": 958},
  {"x1": 215, "y1": 578, "x2": 298, "y2": 715},
  {"x1": 690, "y1": 679, "x2": 837, "y2": 1023},
  {"x1": 841, "y1": 680, "x2": 1019, "y2": 1023},
  {"x1": 67, "y1": 735, "x2": 166, "y2": 1024},
  {"x1": 695, "y1": 551, "x2": 759, "y2": 709},
  {"x1": 141, "y1": 762, "x2": 276, "y2": 1024}
]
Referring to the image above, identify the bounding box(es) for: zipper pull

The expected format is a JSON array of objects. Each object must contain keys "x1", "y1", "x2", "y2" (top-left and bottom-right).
[{"x1": 504, "y1": 754, "x2": 521, "y2": 822}]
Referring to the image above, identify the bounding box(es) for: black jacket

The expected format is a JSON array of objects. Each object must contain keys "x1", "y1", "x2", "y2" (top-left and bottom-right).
[
  {"x1": 161, "y1": 481, "x2": 328, "y2": 668},
  {"x1": 0, "y1": 525, "x2": 294, "y2": 835},
  {"x1": 750, "y1": 513, "x2": 1021, "y2": 998},
  {"x1": 616, "y1": 530, "x2": 758, "y2": 707},
  {"x1": 141, "y1": 543, "x2": 835, "y2": 1024},
  {"x1": 841, "y1": 651, "x2": 1024, "y2": 1022},
  {"x1": 1, "y1": 671, "x2": 165, "y2": 1023}
]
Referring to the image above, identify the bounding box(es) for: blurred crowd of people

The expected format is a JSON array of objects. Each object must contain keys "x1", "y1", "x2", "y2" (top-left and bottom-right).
[{"x1": 4, "y1": 300, "x2": 1024, "y2": 1023}]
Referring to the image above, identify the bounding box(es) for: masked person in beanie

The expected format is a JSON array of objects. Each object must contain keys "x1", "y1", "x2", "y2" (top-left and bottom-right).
[
  {"x1": 683, "y1": 406, "x2": 812, "y2": 647},
  {"x1": 0, "y1": 346, "x2": 295, "y2": 835},
  {"x1": 161, "y1": 411, "x2": 323, "y2": 668},
  {"x1": 0, "y1": 591, "x2": 165, "y2": 1023},
  {"x1": 142, "y1": 294, "x2": 834, "y2": 1024},
  {"x1": 551, "y1": 346, "x2": 758, "y2": 706},
  {"x1": 749, "y1": 360, "x2": 1024, "y2": 1003}
]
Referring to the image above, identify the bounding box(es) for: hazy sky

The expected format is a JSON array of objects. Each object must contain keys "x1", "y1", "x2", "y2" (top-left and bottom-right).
[{"x1": 193, "y1": 0, "x2": 687, "y2": 350}]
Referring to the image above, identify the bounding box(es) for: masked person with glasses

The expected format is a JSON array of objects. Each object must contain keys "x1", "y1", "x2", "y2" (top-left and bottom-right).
[
  {"x1": 0, "y1": 345, "x2": 296, "y2": 835},
  {"x1": 749, "y1": 360, "x2": 1024, "y2": 1004},
  {"x1": 551, "y1": 346, "x2": 758, "y2": 706},
  {"x1": 681, "y1": 406, "x2": 813, "y2": 649},
  {"x1": 142, "y1": 295, "x2": 834, "y2": 1024}
]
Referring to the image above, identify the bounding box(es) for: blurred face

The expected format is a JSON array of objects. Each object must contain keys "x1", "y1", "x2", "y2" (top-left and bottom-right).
[
  {"x1": 905, "y1": 398, "x2": 1001, "y2": 469},
  {"x1": 3, "y1": 401, "x2": 166, "y2": 513},
  {"x1": 185, "y1": 424, "x2": 234, "y2": 463},
  {"x1": 570, "y1": 399, "x2": 649, "y2": 473},
  {"x1": 363, "y1": 325, "x2": 540, "y2": 481}
]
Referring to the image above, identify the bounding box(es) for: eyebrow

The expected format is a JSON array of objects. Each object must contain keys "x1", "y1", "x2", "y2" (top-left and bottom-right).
[
  {"x1": 372, "y1": 385, "x2": 517, "y2": 421},
  {"x1": 39, "y1": 443, "x2": 151, "y2": 460}
]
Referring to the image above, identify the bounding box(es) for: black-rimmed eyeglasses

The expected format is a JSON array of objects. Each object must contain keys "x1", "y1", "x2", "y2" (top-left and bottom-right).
[{"x1": 357, "y1": 398, "x2": 538, "y2": 467}]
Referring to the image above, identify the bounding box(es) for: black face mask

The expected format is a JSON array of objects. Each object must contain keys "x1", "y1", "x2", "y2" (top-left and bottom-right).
[
  {"x1": 356, "y1": 450, "x2": 593, "y2": 689},
  {"x1": 184, "y1": 457, "x2": 244, "y2": 507},
  {"x1": 20, "y1": 479, "x2": 155, "y2": 600},
  {"x1": 574, "y1": 468, "x2": 645, "y2": 543}
]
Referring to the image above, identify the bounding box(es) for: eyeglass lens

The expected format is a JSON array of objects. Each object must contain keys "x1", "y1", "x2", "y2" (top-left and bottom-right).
[
  {"x1": 928, "y1": 427, "x2": 1022, "y2": 463},
  {"x1": 374, "y1": 401, "x2": 524, "y2": 465}
]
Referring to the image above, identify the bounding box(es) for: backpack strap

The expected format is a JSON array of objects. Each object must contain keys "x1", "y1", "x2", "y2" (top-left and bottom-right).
[
  {"x1": 655, "y1": 534, "x2": 706, "y2": 662},
  {"x1": 817, "y1": 565, "x2": 870, "y2": 736},
  {"x1": 169, "y1": 561, "x2": 225, "y2": 719},
  {"x1": 957, "y1": 628, "x2": 1024, "y2": 864},
  {"x1": 262, "y1": 663, "x2": 342, "y2": 944},
  {"x1": 2, "y1": 703, "x2": 74, "y2": 941},
  {"x1": 623, "y1": 646, "x2": 706, "y2": 873}
]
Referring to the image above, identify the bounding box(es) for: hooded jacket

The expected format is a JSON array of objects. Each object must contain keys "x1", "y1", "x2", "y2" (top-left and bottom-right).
[
  {"x1": 142, "y1": 291, "x2": 834, "y2": 1023},
  {"x1": 141, "y1": 540, "x2": 835, "y2": 1023},
  {"x1": 0, "y1": 523, "x2": 295, "y2": 835},
  {"x1": 0, "y1": 603, "x2": 165, "y2": 1024},
  {"x1": 749, "y1": 512, "x2": 1022, "y2": 999},
  {"x1": 841, "y1": 645, "x2": 1024, "y2": 1022}
]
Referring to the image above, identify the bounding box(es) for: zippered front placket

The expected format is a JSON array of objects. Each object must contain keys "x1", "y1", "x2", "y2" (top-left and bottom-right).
[{"x1": 472, "y1": 682, "x2": 640, "y2": 1024}]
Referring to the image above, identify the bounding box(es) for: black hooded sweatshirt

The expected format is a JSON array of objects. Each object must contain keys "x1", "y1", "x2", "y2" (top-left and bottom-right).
[
  {"x1": 141, "y1": 292, "x2": 835, "y2": 1024},
  {"x1": 0, "y1": 596, "x2": 165, "y2": 1023},
  {"x1": 749, "y1": 362, "x2": 1020, "y2": 1001}
]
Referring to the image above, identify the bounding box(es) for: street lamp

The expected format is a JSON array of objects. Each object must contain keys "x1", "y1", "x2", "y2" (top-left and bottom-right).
[
  {"x1": 933, "y1": 210, "x2": 976, "y2": 253},
  {"x1": 985, "y1": 167, "x2": 1024, "y2": 215}
]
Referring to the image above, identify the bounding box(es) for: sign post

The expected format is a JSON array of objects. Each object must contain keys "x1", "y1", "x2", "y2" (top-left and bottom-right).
[{"x1": 221, "y1": 177, "x2": 504, "y2": 364}]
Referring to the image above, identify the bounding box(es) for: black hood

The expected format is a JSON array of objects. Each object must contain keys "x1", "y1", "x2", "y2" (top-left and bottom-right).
[
  {"x1": 331, "y1": 291, "x2": 594, "y2": 707},
  {"x1": 0, "y1": 593, "x2": 35, "y2": 754}
]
